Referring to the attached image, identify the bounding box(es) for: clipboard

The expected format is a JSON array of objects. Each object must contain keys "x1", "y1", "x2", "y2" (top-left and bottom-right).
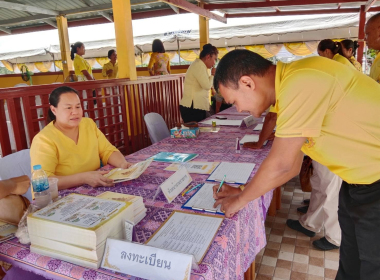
[{"x1": 181, "y1": 183, "x2": 225, "y2": 215}]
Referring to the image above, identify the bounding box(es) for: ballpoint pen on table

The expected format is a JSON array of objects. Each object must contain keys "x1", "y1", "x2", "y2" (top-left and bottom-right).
[
  {"x1": 185, "y1": 184, "x2": 202, "y2": 194},
  {"x1": 181, "y1": 185, "x2": 193, "y2": 196}
]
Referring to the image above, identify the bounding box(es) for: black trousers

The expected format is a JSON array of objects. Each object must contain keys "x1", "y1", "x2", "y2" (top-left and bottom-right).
[
  {"x1": 336, "y1": 180, "x2": 380, "y2": 280},
  {"x1": 179, "y1": 104, "x2": 207, "y2": 123}
]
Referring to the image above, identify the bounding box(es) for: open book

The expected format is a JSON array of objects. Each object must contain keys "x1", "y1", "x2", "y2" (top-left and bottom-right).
[{"x1": 105, "y1": 158, "x2": 153, "y2": 183}]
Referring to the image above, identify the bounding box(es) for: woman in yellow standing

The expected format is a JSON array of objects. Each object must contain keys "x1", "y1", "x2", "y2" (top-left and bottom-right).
[
  {"x1": 339, "y1": 39, "x2": 362, "y2": 71},
  {"x1": 102, "y1": 49, "x2": 118, "y2": 79},
  {"x1": 317, "y1": 39, "x2": 356, "y2": 70},
  {"x1": 71, "y1": 42, "x2": 95, "y2": 81},
  {"x1": 148, "y1": 39, "x2": 171, "y2": 76}
]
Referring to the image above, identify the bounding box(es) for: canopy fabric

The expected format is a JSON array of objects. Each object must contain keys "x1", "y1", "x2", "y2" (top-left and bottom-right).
[
  {"x1": 245, "y1": 45, "x2": 274, "y2": 58},
  {"x1": 284, "y1": 42, "x2": 314, "y2": 56}
]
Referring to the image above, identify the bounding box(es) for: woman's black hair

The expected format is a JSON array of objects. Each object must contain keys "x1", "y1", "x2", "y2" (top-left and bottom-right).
[
  {"x1": 318, "y1": 39, "x2": 341, "y2": 55},
  {"x1": 70, "y1": 42, "x2": 84, "y2": 60},
  {"x1": 152, "y1": 39, "x2": 165, "y2": 53},
  {"x1": 200, "y1": 44, "x2": 219, "y2": 59},
  {"x1": 340, "y1": 39, "x2": 359, "y2": 57},
  {"x1": 108, "y1": 49, "x2": 116, "y2": 59},
  {"x1": 47, "y1": 86, "x2": 79, "y2": 123}
]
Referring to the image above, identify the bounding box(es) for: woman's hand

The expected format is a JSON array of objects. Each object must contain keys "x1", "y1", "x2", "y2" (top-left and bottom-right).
[
  {"x1": 211, "y1": 68, "x2": 216, "y2": 76},
  {"x1": 83, "y1": 171, "x2": 114, "y2": 188},
  {"x1": 213, "y1": 183, "x2": 242, "y2": 200},
  {"x1": 213, "y1": 194, "x2": 247, "y2": 218},
  {"x1": 120, "y1": 161, "x2": 132, "y2": 169}
]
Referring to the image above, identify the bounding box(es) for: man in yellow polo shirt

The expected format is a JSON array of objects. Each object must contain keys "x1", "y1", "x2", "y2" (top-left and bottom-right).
[
  {"x1": 212, "y1": 49, "x2": 380, "y2": 280},
  {"x1": 365, "y1": 13, "x2": 380, "y2": 82}
]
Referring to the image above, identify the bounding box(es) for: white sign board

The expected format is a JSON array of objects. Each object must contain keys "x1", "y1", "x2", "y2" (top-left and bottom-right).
[
  {"x1": 101, "y1": 239, "x2": 192, "y2": 280},
  {"x1": 160, "y1": 168, "x2": 192, "y2": 203}
]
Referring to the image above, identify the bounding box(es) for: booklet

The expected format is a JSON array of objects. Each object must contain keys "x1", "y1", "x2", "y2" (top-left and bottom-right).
[
  {"x1": 150, "y1": 152, "x2": 198, "y2": 163},
  {"x1": 105, "y1": 158, "x2": 153, "y2": 183},
  {"x1": 0, "y1": 221, "x2": 17, "y2": 243}
]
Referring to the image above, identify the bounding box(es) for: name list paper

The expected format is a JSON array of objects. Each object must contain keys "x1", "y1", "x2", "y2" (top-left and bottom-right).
[
  {"x1": 160, "y1": 168, "x2": 192, "y2": 203},
  {"x1": 183, "y1": 183, "x2": 223, "y2": 214},
  {"x1": 207, "y1": 162, "x2": 256, "y2": 184},
  {"x1": 165, "y1": 161, "x2": 220, "y2": 174},
  {"x1": 200, "y1": 119, "x2": 243, "y2": 126},
  {"x1": 146, "y1": 211, "x2": 224, "y2": 263}
]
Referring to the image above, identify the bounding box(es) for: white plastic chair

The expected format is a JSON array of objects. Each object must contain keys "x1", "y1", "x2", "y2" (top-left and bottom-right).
[
  {"x1": 144, "y1": 113, "x2": 170, "y2": 144},
  {"x1": 0, "y1": 149, "x2": 32, "y2": 202}
]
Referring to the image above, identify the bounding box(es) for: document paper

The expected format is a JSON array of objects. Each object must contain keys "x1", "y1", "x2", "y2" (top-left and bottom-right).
[
  {"x1": 164, "y1": 161, "x2": 220, "y2": 174},
  {"x1": 146, "y1": 211, "x2": 223, "y2": 263},
  {"x1": 239, "y1": 135, "x2": 268, "y2": 146},
  {"x1": 207, "y1": 162, "x2": 256, "y2": 184},
  {"x1": 200, "y1": 119, "x2": 243, "y2": 126},
  {"x1": 183, "y1": 183, "x2": 224, "y2": 214}
]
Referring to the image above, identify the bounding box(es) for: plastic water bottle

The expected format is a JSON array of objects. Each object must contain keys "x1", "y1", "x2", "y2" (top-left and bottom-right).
[{"x1": 31, "y1": 165, "x2": 52, "y2": 208}]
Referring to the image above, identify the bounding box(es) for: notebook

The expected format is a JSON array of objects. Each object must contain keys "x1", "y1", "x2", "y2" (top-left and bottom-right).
[{"x1": 150, "y1": 152, "x2": 198, "y2": 163}]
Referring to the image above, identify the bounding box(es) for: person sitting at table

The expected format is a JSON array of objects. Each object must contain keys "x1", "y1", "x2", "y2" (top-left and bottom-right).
[
  {"x1": 339, "y1": 39, "x2": 362, "y2": 71},
  {"x1": 148, "y1": 39, "x2": 171, "y2": 76},
  {"x1": 30, "y1": 86, "x2": 132, "y2": 190},
  {"x1": 179, "y1": 44, "x2": 218, "y2": 123},
  {"x1": 212, "y1": 49, "x2": 380, "y2": 279},
  {"x1": 102, "y1": 49, "x2": 118, "y2": 79},
  {"x1": 317, "y1": 39, "x2": 356, "y2": 70}
]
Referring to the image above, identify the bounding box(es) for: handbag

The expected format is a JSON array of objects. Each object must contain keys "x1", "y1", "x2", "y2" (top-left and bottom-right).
[{"x1": 299, "y1": 156, "x2": 313, "y2": 193}]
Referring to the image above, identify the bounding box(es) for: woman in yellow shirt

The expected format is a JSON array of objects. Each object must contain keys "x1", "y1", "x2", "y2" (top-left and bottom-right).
[
  {"x1": 30, "y1": 86, "x2": 132, "y2": 190},
  {"x1": 317, "y1": 39, "x2": 356, "y2": 70},
  {"x1": 71, "y1": 42, "x2": 94, "y2": 81},
  {"x1": 102, "y1": 49, "x2": 118, "y2": 79},
  {"x1": 148, "y1": 39, "x2": 171, "y2": 76},
  {"x1": 339, "y1": 39, "x2": 362, "y2": 71}
]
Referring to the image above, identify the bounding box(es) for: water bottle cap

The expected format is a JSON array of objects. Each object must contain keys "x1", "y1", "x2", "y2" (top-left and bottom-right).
[{"x1": 33, "y1": 165, "x2": 42, "y2": 170}]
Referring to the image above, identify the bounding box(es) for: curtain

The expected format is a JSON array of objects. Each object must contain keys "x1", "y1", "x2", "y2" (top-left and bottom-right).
[
  {"x1": 305, "y1": 41, "x2": 319, "y2": 53},
  {"x1": 34, "y1": 61, "x2": 52, "y2": 72},
  {"x1": 96, "y1": 57, "x2": 109, "y2": 67},
  {"x1": 217, "y1": 48, "x2": 229, "y2": 60},
  {"x1": 86, "y1": 58, "x2": 96, "y2": 67},
  {"x1": 245, "y1": 45, "x2": 274, "y2": 58},
  {"x1": 284, "y1": 42, "x2": 313, "y2": 56},
  {"x1": 180, "y1": 50, "x2": 197, "y2": 62},
  {"x1": 54, "y1": 61, "x2": 63, "y2": 70},
  {"x1": 265, "y1": 44, "x2": 283, "y2": 56},
  {"x1": 1, "y1": 60, "x2": 14, "y2": 72},
  {"x1": 17, "y1": 63, "x2": 35, "y2": 72}
]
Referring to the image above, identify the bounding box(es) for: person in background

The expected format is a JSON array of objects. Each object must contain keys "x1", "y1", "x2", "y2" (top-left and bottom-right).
[
  {"x1": 102, "y1": 49, "x2": 118, "y2": 79},
  {"x1": 365, "y1": 12, "x2": 380, "y2": 82},
  {"x1": 179, "y1": 44, "x2": 218, "y2": 123},
  {"x1": 211, "y1": 88, "x2": 232, "y2": 114},
  {"x1": 317, "y1": 39, "x2": 356, "y2": 70},
  {"x1": 71, "y1": 42, "x2": 94, "y2": 81},
  {"x1": 148, "y1": 39, "x2": 171, "y2": 76},
  {"x1": 339, "y1": 39, "x2": 362, "y2": 71},
  {"x1": 30, "y1": 86, "x2": 132, "y2": 190}
]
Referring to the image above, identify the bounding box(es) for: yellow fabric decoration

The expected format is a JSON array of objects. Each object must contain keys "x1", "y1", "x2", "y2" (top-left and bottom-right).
[
  {"x1": 284, "y1": 42, "x2": 313, "y2": 56},
  {"x1": 245, "y1": 45, "x2": 274, "y2": 58},
  {"x1": 17, "y1": 63, "x2": 35, "y2": 72},
  {"x1": 217, "y1": 48, "x2": 229, "y2": 60},
  {"x1": 54, "y1": 61, "x2": 63, "y2": 70},
  {"x1": 86, "y1": 58, "x2": 96, "y2": 67},
  {"x1": 305, "y1": 41, "x2": 319, "y2": 53},
  {"x1": 265, "y1": 44, "x2": 283, "y2": 56},
  {"x1": 1, "y1": 60, "x2": 13, "y2": 72},
  {"x1": 96, "y1": 57, "x2": 109, "y2": 67},
  {"x1": 166, "y1": 51, "x2": 176, "y2": 60},
  {"x1": 180, "y1": 50, "x2": 197, "y2": 62},
  {"x1": 34, "y1": 61, "x2": 52, "y2": 72}
]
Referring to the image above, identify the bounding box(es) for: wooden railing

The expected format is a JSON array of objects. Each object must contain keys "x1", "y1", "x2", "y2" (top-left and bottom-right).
[{"x1": 0, "y1": 74, "x2": 185, "y2": 157}]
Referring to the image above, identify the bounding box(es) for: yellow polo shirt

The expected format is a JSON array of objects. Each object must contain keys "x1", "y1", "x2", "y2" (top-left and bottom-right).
[
  {"x1": 333, "y1": 53, "x2": 356, "y2": 70},
  {"x1": 102, "y1": 61, "x2": 118, "y2": 79},
  {"x1": 274, "y1": 56, "x2": 380, "y2": 184},
  {"x1": 73, "y1": 54, "x2": 93, "y2": 81},
  {"x1": 30, "y1": 118, "x2": 118, "y2": 177},
  {"x1": 370, "y1": 53, "x2": 380, "y2": 83}
]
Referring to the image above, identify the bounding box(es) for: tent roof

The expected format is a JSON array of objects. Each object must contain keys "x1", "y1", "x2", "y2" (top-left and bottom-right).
[{"x1": 0, "y1": 13, "x2": 361, "y2": 63}]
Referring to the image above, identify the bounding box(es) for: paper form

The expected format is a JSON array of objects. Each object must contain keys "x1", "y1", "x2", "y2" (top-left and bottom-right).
[
  {"x1": 146, "y1": 211, "x2": 223, "y2": 263},
  {"x1": 164, "y1": 161, "x2": 220, "y2": 174},
  {"x1": 183, "y1": 183, "x2": 224, "y2": 213},
  {"x1": 199, "y1": 119, "x2": 242, "y2": 126},
  {"x1": 207, "y1": 162, "x2": 256, "y2": 184},
  {"x1": 239, "y1": 135, "x2": 268, "y2": 146}
]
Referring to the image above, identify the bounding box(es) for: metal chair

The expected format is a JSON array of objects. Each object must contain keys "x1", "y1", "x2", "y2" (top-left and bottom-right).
[
  {"x1": 0, "y1": 149, "x2": 32, "y2": 202},
  {"x1": 144, "y1": 113, "x2": 170, "y2": 144}
]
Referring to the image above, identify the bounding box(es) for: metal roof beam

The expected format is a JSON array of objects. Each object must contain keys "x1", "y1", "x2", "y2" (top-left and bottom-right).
[
  {"x1": 168, "y1": 4, "x2": 180, "y2": 14},
  {"x1": 225, "y1": 6, "x2": 380, "y2": 18},
  {"x1": 159, "y1": 0, "x2": 226, "y2": 23},
  {"x1": 0, "y1": 1, "x2": 58, "y2": 15},
  {"x1": 0, "y1": 26, "x2": 11, "y2": 34},
  {"x1": 43, "y1": 19, "x2": 57, "y2": 28},
  {"x1": 98, "y1": 11, "x2": 113, "y2": 22},
  {"x1": 365, "y1": 0, "x2": 377, "y2": 12},
  {"x1": 205, "y1": 0, "x2": 366, "y2": 10}
]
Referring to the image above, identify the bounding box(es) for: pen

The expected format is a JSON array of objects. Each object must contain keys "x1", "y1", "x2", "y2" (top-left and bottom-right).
[
  {"x1": 185, "y1": 184, "x2": 202, "y2": 194},
  {"x1": 216, "y1": 175, "x2": 226, "y2": 194},
  {"x1": 181, "y1": 184, "x2": 193, "y2": 196}
]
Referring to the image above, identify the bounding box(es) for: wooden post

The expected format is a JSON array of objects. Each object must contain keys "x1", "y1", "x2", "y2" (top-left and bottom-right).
[
  {"x1": 357, "y1": 5, "x2": 366, "y2": 65},
  {"x1": 111, "y1": 0, "x2": 137, "y2": 80},
  {"x1": 199, "y1": 2, "x2": 210, "y2": 50},
  {"x1": 56, "y1": 15, "x2": 73, "y2": 80}
]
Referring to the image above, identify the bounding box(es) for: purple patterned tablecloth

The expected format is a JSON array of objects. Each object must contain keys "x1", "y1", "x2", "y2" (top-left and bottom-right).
[{"x1": 0, "y1": 107, "x2": 273, "y2": 280}]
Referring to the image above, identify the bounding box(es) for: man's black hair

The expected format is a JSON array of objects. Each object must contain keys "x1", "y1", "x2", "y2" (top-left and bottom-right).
[{"x1": 213, "y1": 49, "x2": 273, "y2": 92}]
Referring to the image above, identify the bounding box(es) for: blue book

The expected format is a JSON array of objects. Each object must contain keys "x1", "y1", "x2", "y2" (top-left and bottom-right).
[{"x1": 150, "y1": 152, "x2": 198, "y2": 163}]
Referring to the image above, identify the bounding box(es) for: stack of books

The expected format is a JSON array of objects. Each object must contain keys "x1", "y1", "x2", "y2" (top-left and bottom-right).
[
  {"x1": 96, "y1": 192, "x2": 147, "y2": 225},
  {"x1": 28, "y1": 193, "x2": 134, "y2": 269}
]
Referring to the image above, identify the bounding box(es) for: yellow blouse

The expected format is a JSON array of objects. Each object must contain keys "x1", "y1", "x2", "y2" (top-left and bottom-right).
[
  {"x1": 349, "y1": 56, "x2": 362, "y2": 72},
  {"x1": 73, "y1": 54, "x2": 93, "y2": 81},
  {"x1": 102, "y1": 61, "x2": 118, "y2": 79},
  {"x1": 370, "y1": 53, "x2": 380, "y2": 83},
  {"x1": 148, "y1": 53, "x2": 171, "y2": 75},
  {"x1": 30, "y1": 118, "x2": 118, "y2": 177}
]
